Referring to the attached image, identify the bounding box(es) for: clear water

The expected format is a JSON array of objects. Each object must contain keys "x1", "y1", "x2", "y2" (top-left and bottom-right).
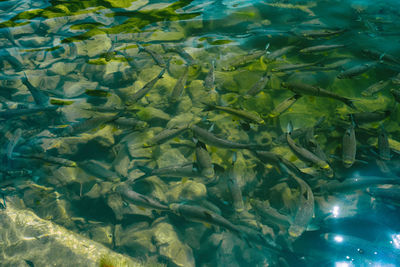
[{"x1": 1, "y1": 0, "x2": 400, "y2": 266}]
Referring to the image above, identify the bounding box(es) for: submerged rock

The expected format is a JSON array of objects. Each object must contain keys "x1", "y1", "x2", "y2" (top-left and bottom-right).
[
  {"x1": 0, "y1": 196, "x2": 143, "y2": 266},
  {"x1": 153, "y1": 221, "x2": 195, "y2": 267}
]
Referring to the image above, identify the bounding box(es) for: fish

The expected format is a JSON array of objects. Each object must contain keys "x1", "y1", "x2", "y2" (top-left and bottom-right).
[
  {"x1": 191, "y1": 125, "x2": 260, "y2": 149},
  {"x1": 342, "y1": 118, "x2": 356, "y2": 168},
  {"x1": 269, "y1": 95, "x2": 302, "y2": 118},
  {"x1": 137, "y1": 43, "x2": 166, "y2": 68},
  {"x1": 378, "y1": 125, "x2": 390, "y2": 161},
  {"x1": 162, "y1": 44, "x2": 196, "y2": 65},
  {"x1": 272, "y1": 61, "x2": 320, "y2": 72},
  {"x1": 282, "y1": 82, "x2": 354, "y2": 108},
  {"x1": 113, "y1": 117, "x2": 148, "y2": 129},
  {"x1": 317, "y1": 176, "x2": 400, "y2": 193},
  {"x1": 246, "y1": 72, "x2": 270, "y2": 96},
  {"x1": 299, "y1": 44, "x2": 345, "y2": 53},
  {"x1": 351, "y1": 110, "x2": 391, "y2": 124},
  {"x1": 137, "y1": 163, "x2": 204, "y2": 180},
  {"x1": 170, "y1": 67, "x2": 188, "y2": 103},
  {"x1": 195, "y1": 140, "x2": 215, "y2": 178},
  {"x1": 288, "y1": 173, "x2": 314, "y2": 238},
  {"x1": 303, "y1": 127, "x2": 328, "y2": 162},
  {"x1": 227, "y1": 155, "x2": 244, "y2": 213},
  {"x1": 202, "y1": 103, "x2": 264, "y2": 124},
  {"x1": 145, "y1": 125, "x2": 190, "y2": 147},
  {"x1": 0, "y1": 106, "x2": 59, "y2": 119},
  {"x1": 362, "y1": 49, "x2": 400, "y2": 65},
  {"x1": 286, "y1": 122, "x2": 333, "y2": 177},
  {"x1": 126, "y1": 68, "x2": 165, "y2": 105},
  {"x1": 79, "y1": 160, "x2": 119, "y2": 181},
  {"x1": 169, "y1": 203, "x2": 241, "y2": 234},
  {"x1": 22, "y1": 73, "x2": 50, "y2": 107},
  {"x1": 115, "y1": 184, "x2": 169, "y2": 211},
  {"x1": 224, "y1": 44, "x2": 269, "y2": 70},
  {"x1": 265, "y1": 45, "x2": 295, "y2": 61},
  {"x1": 12, "y1": 152, "x2": 76, "y2": 167},
  {"x1": 337, "y1": 61, "x2": 378, "y2": 79},
  {"x1": 53, "y1": 115, "x2": 117, "y2": 137},
  {"x1": 297, "y1": 28, "x2": 347, "y2": 38},
  {"x1": 361, "y1": 80, "x2": 390, "y2": 96},
  {"x1": 3, "y1": 52, "x2": 23, "y2": 72},
  {"x1": 6, "y1": 128, "x2": 22, "y2": 168},
  {"x1": 366, "y1": 187, "x2": 400, "y2": 203},
  {"x1": 204, "y1": 60, "x2": 215, "y2": 90},
  {"x1": 250, "y1": 199, "x2": 291, "y2": 229}
]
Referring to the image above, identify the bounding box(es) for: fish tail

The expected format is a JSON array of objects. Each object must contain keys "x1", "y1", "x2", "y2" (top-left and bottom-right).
[
  {"x1": 136, "y1": 43, "x2": 145, "y2": 53},
  {"x1": 136, "y1": 165, "x2": 153, "y2": 176},
  {"x1": 349, "y1": 114, "x2": 356, "y2": 127},
  {"x1": 200, "y1": 101, "x2": 216, "y2": 111},
  {"x1": 343, "y1": 98, "x2": 356, "y2": 109}
]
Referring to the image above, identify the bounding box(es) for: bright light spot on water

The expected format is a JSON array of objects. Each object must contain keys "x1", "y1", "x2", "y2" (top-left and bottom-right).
[
  {"x1": 391, "y1": 234, "x2": 400, "y2": 249},
  {"x1": 335, "y1": 262, "x2": 353, "y2": 267},
  {"x1": 334, "y1": 235, "x2": 344, "y2": 243},
  {"x1": 332, "y1": 205, "x2": 340, "y2": 217}
]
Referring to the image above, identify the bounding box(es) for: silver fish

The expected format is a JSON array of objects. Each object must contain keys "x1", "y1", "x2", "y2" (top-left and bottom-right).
[
  {"x1": 170, "y1": 67, "x2": 188, "y2": 103},
  {"x1": 195, "y1": 141, "x2": 214, "y2": 178},
  {"x1": 337, "y1": 61, "x2": 378, "y2": 79},
  {"x1": 204, "y1": 60, "x2": 215, "y2": 90},
  {"x1": 246, "y1": 72, "x2": 270, "y2": 95},
  {"x1": 126, "y1": 68, "x2": 165, "y2": 105},
  {"x1": 191, "y1": 125, "x2": 259, "y2": 149},
  {"x1": 378, "y1": 126, "x2": 390, "y2": 161},
  {"x1": 361, "y1": 80, "x2": 390, "y2": 96},
  {"x1": 282, "y1": 82, "x2": 354, "y2": 108},
  {"x1": 169, "y1": 203, "x2": 241, "y2": 234},
  {"x1": 137, "y1": 43, "x2": 166, "y2": 67},
  {"x1": 116, "y1": 184, "x2": 168, "y2": 211},
  {"x1": 288, "y1": 173, "x2": 314, "y2": 238},
  {"x1": 287, "y1": 122, "x2": 333, "y2": 176},
  {"x1": 22, "y1": 73, "x2": 50, "y2": 107},
  {"x1": 342, "y1": 120, "x2": 356, "y2": 168},
  {"x1": 300, "y1": 44, "x2": 345, "y2": 53}
]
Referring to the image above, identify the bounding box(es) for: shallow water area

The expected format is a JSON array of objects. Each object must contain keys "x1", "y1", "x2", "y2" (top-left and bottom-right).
[{"x1": 1, "y1": 0, "x2": 400, "y2": 266}]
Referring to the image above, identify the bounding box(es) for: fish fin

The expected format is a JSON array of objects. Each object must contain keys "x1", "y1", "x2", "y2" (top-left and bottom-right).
[
  {"x1": 287, "y1": 121, "x2": 293, "y2": 134},
  {"x1": 158, "y1": 68, "x2": 166, "y2": 78},
  {"x1": 137, "y1": 206, "x2": 146, "y2": 211},
  {"x1": 289, "y1": 155, "x2": 297, "y2": 162},
  {"x1": 181, "y1": 177, "x2": 188, "y2": 184},
  {"x1": 202, "y1": 222, "x2": 212, "y2": 228}
]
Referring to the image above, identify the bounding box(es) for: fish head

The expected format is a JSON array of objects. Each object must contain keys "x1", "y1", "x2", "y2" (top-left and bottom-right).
[
  {"x1": 288, "y1": 224, "x2": 305, "y2": 239},
  {"x1": 169, "y1": 203, "x2": 180, "y2": 214},
  {"x1": 342, "y1": 159, "x2": 354, "y2": 168}
]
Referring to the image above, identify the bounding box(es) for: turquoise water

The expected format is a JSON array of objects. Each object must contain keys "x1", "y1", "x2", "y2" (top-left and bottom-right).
[{"x1": 1, "y1": 0, "x2": 400, "y2": 266}]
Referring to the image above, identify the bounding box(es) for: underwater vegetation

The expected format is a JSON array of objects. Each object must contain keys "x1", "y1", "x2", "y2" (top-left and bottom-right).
[{"x1": 1, "y1": 0, "x2": 400, "y2": 266}]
